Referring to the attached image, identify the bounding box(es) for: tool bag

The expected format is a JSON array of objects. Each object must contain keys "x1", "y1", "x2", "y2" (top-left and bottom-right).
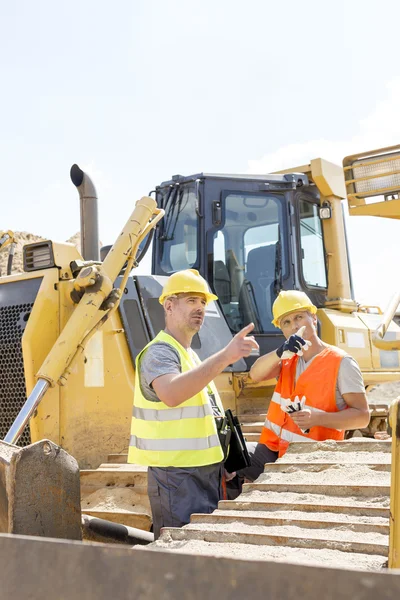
[{"x1": 216, "y1": 410, "x2": 251, "y2": 472}]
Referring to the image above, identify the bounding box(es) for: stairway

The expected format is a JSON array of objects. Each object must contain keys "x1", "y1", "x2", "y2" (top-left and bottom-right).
[
  {"x1": 148, "y1": 439, "x2": 391, "y2": 571},
  {"x1": 80, "y1": 463, "x2": 151, "y2": 531}
]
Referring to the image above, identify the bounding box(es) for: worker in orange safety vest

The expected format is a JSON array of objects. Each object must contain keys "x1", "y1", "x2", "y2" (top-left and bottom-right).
[{"x1": 227, "y1": 290, "x2": 370, "y2": 493}]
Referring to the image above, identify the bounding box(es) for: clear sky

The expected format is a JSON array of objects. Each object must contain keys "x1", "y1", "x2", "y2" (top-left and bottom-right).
[{"x1": 1, "y1": 0, "x2": 400, "y2": 307}]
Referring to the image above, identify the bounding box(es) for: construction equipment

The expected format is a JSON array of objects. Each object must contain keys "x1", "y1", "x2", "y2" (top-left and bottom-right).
[
  {"x1": 152, "y1": 150, "x2": 400, "y2": 436},
  {"x1": 0, "y1": 230, "x2": 16, "y2": 276},
  {"x1": 0, "y1": 165, "x2": 164, "y2": 539},
  {"x1": 1, "y1": 146, "x2": 400, "y2": 583}
]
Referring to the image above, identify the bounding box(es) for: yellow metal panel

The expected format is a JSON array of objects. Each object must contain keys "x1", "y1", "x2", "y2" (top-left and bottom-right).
[
  {"x1": 357, "y1": 313, "x2": 400, "y2": 371},
  {"x1": 84, "y1": 331, "x2": 105, "y2": 388},
  {"x1": 214, "y1": 373, "x2": 236, "y2": 412},
  {"x1": 20, "y1": 270, "x2": 61, "y2": 444},
  {"x1": 349, "y1": 199, "x2": 400, "y2": 219},
  {"x1": 58, "y1": 296, "x2": 135, "y2": 468},
  {"x1": 20, "y1": 273, "x2": 136, "y2": 468},
  {"x1": 317, "y1": 308, "x2": 372, "y2": 370},
  {"x1": 318, "y1": 308, "x2": 400, "y2": 386},
  {"x1": 310, "y1": 158, "x2": 347, "y2": 199},
  {"x1": 51, "y1": 242, "x2": 82, "y2": 279}
]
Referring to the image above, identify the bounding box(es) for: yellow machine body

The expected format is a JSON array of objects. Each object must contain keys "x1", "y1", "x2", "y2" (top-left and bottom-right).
[{"x1": 2, "y1": 152, "x2": 400, "y2": 572}]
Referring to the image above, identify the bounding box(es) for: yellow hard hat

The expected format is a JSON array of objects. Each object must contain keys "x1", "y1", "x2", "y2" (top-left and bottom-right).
[
  {"x1": 159, "y1": 269, "x2": 218, "y2": 305},
  {"x1": 272, "y1": 290, "x2": 317, "y2": 328}
]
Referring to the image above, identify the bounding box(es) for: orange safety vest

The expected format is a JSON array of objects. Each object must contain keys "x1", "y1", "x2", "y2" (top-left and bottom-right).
[{"x1": 259, "y1": 346, "x2": 347, "y2": 457}]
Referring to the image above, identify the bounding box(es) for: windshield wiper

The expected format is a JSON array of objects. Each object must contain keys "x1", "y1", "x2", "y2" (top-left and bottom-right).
[
  {"x1": 274, "y1": 227, "x2": 283, "y2": 296},
  {"x1": 159, "y1": 186, "x2": 180, "y2": 241}
]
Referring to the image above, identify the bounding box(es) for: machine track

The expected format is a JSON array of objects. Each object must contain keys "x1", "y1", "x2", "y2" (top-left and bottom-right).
[
  {"x1": 146, "y1": 439, "x2": 391, "y2": 571},
  {"x1": 80, "y1": 405, "x2": 392, "y2": 572}
]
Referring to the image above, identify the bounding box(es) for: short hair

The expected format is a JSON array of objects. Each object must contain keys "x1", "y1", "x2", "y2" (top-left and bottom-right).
[{"x1": 163, "y1": 294, "x2": 177, "y2": 308}]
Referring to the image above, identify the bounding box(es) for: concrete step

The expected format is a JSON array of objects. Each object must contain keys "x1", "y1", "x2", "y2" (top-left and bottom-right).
[
  {"x1": 243, "y1": 433, "x2": 261, "y2": 443},
  {"x1": 241, "y1": 422, "x2": 264, "y2": 433},
  {"x1": 251, "y1": 462, "x2": 390, "y2": 488},
  {"x1": 262, "y1": 462, "x2": 391, "y2": 473},
  {"x1": 235, "y1": 486, "x2": 390, "y2": 508},
  {"x1": 80, "y1": 464, "x2": 148, "y2": 498},
  {"x1": 218, "y1": 497, "x2": 390, "y2": 518},
  {"x1": 147, "y1": 538, "x2": 387, "y2": 571},
  {"x1": 81, "y1": 463, "x2": 151, "y2": 530},
  {"x1": 159, "y1": 523, "x2": 388, "y2": 557},
  {"x1": 238, "y1": 413, "x2": 266, "y2": 423},
  {"x1": 148, "y1": 438, "x2": 391, "y2": 569},
  {"x1": 281, "y1": 440, "x2": 391, "y2": 454},
  {"x1": 190, "y1": 510, "x2": 389, "y2": 534},
  {"x1": 278, "y1": 451, "x2": 391, "y2": 464},
  {"x1": 240, "y1": 415, "x2": 265, "y2": 422},
  {"x1": 243, "y1": 481, "x2": 390, "y2": 498}
]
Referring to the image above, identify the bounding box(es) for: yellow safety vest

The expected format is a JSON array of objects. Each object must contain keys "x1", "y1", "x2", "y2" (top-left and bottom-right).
[{"x1": 128, "y1": 330, "x2": 225, "y2": 467}]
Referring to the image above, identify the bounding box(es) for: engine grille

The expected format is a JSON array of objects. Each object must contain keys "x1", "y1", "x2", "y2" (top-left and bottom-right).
[{"x1": 0, "y1": 303, "x2": 34, "y2": 446}]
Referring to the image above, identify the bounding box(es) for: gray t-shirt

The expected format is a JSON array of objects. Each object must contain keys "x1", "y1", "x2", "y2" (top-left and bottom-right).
[
  {"x1": 295, "y1": 354, "x2": 365, "y2": 410},
  {"x1": 139, "y1": 341, "x2": 222, "y2": 416},
  {"x1": 139, "y1": 342, "x2": 181, "y2": 403}
]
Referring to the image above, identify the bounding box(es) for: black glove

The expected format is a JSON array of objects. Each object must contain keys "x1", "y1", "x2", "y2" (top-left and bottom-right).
[{"x1": 276, "y1": 333, "x2": 307, "y2": 358}]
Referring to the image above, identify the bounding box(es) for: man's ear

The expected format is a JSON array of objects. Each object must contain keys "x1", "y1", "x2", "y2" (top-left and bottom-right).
[{"x1": 164, "y1": 298, "x2": 173, "y2": 315}]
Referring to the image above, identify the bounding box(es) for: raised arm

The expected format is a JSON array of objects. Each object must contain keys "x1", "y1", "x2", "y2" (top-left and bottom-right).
[
  {"x1": 250, "y1": 350, "x2": 282, "y2": 383},
  {"x1": 153, "y1": 324, "x2": 259, "y2": 407}
]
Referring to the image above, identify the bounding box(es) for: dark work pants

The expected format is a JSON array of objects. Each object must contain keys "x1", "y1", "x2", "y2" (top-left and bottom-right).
[
  {"x1": 148, "y1": 462, "x2": 224, "y2": 540},
  {"x1": 226, "y1": 442, "x2": 278, "y2": 500}
]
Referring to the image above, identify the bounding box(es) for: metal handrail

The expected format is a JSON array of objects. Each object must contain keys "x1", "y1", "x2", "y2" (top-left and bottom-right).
[{"x1": 372, "y1": 290, "x2": 400, "y2": 351}]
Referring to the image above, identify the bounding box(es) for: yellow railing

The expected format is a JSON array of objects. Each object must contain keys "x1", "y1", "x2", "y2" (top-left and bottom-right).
[
  {"x1": 372, "y1": 290, "x2": 400, "y2": 351},
  {"x1": 343, "y1": 144, "x2": 400, "y2": 206},
  {"x1": 389, "y1": 397, "x2": 400, "y2": 568}
]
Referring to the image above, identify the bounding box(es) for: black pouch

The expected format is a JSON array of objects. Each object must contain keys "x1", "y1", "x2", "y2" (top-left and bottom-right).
[
  {"x1": 224, "y1": 409, "x2": 251, "y2": 473},
  {"x1": 215, "y1": 416, "x2": 231, "y2": 461}
]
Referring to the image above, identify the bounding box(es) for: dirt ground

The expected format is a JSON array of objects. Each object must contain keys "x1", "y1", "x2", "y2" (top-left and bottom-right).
[
  {"x1": 0, "y1": 231, "x2": 81, "y2": 276},
  {"x1": 367, "y1": 381, "x2": 400, "y2": 403}
]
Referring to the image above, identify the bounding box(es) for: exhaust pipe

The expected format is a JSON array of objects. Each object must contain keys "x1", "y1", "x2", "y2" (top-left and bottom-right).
[{"x1": 70, "y1": 164, "x2": 100, "y2": 261}]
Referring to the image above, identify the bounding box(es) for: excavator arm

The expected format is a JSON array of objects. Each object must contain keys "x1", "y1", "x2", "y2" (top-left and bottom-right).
[
  {"x1": 4, "y1": 167, "x2": 164, "y2": 445},
  {"x1": 0, "y1": 167, "x2": 163, "y2": 541}
]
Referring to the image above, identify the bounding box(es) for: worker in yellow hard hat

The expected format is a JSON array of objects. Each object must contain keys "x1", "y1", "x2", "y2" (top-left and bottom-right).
[
  {"x1": 228, "y1": 290, "x2": 370, "y2": 493},
  {"x1": 128, "y1": 269, "x2": 259, "y2": 539}
]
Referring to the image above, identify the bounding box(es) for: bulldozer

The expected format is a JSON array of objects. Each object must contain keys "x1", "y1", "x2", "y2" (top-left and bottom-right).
[{"x1": 1, "y1": 146, "x2": 400, "y2": 597}]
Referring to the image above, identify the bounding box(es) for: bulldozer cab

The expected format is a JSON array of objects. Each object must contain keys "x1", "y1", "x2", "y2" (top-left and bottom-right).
[{"x1": 152, "y1": 172, "x2": 336, "y2": 361}]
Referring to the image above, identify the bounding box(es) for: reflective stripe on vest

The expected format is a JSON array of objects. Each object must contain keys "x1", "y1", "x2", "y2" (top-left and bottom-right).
[
  {"x1": 262, "y1": 418, "x2": 313, "y2": 444},
  {"x1": 260, "y1": 346, "x2": 346, "y2": 456},
  {"x1": 130, "y1": 434, "x2": 220, "y2": 452},
  {"x1": 128, "y1": 330, "x2": 224, "y2": 468},
  {"x1": 132, "y1": 404, "x2": 214, "y2": 421}
]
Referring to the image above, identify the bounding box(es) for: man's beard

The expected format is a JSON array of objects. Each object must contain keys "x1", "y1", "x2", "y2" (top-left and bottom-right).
[{"x1": 188, "y1": 313, "x2": 204, "y2": 331}]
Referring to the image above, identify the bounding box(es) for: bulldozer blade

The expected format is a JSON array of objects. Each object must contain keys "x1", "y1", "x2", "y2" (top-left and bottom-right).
[
  {"x1": 0, "y1": 532, "x2": 399, "y2": 600},
  {"x1": 0, "y1": 439, "x2": 81, "y2": 540}
]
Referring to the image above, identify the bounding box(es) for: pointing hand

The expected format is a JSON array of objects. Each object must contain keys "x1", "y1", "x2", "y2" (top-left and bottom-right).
[{"x1": 224, "y1": 323, "x2": 260, "y2": 364}]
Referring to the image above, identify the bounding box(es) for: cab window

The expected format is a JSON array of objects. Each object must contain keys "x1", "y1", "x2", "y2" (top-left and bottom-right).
[
  {"x1": 159, "y1": 187, "x2": 198, "y2": 272},
  {"x1": 299, "y1": 199, "x2": 327, "y2": 288},
  {"x1": 212, "y1": 193, "x2": 285, "y2": 333}
]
